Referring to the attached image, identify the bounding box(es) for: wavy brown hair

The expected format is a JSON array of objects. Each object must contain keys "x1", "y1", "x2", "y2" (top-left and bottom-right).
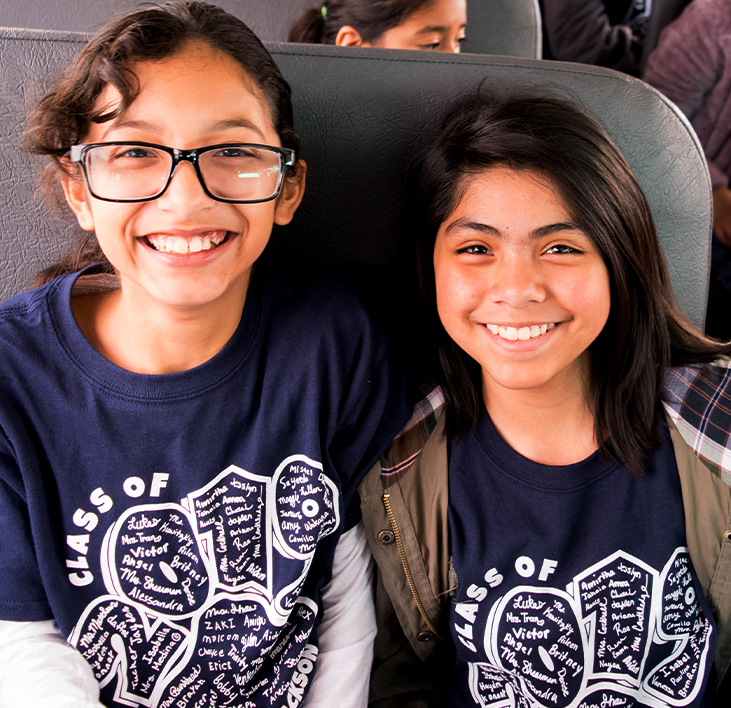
[{"x1": 25, "y1": 1, "x2": 301, "y2": 284}]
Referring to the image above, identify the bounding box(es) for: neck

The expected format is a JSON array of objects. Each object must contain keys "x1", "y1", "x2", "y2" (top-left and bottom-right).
[
  {"x1": 72, "y1": 276, "x2": 249, "y2": 374},
  {"x1": 482, "y1": 373, "x2": 598, "y2": 466}
]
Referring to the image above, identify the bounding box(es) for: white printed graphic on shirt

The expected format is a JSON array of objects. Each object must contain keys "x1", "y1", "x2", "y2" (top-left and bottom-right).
[
  {"x1": 462, "y1": 549, "x2": 712, "y2": 708},
  {"x1": 67, "y1": 455, "x2": 338, "y2": 707}
]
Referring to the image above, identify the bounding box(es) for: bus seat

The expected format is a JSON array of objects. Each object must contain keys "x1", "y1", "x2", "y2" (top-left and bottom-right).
[
  {"x1": 0, "y1": 0, "x2": 541, "y2": 58},
  {"x1": 466, "y1": 0, "x2": 541, "y2": 58},
  {"x1": 0, "y1": 27, "x2": 711, "y2": 327}
]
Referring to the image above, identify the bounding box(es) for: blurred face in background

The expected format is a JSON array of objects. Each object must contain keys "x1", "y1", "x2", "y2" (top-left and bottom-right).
[{"x1": 336, "y1": 0, "x2": 467, "y2": 52}]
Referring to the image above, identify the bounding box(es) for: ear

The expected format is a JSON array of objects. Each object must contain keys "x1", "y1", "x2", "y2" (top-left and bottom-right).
[
  {"x1": 274, "y1": 160, "x2": 306, "y2": 226},
  {"x1": 61, "y1": 168, "x2": 96, "y2": 232},
  {"x1": 335, "y1": 25, "x2": 371, "y2": 47}
]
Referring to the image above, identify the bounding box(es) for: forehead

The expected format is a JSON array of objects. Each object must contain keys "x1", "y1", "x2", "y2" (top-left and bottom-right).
[
  {"x1": 89, "y1": 42, "x2": 277, "y2": 141},
  {"x1": 405, "y1": 0, "x2": 467, "y2": 27},
  {"x1": 451, "y1": 167, "x2": 569, "y2": 218}
]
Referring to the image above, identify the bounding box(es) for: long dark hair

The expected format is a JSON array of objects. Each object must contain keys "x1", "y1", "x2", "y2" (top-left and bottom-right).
[
  {"x1": 409, "y1": 90, "x2": 731, "y2": 476},
  {"x1": 289, "y1": 0, "x2": 434, "y2": 44},
  {"x1": 25, "y1": 1, "x2": 301, "y2": 284}
]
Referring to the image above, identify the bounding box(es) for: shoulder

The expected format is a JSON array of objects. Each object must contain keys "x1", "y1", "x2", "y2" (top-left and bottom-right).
[
  {"x1": 380, "y1": 382, "x2": 445, "y2": 486},
  {"x1": 663, "y1": 360, "x2": 731, "y2": 417},
  {"x1": 672, "y1": 0, "x2": 731, "y2": 37},
  {"x1": 663, "y1": 360, "x2": 731, "y2": 486},
  {"x1": 256, "y1": 271, "x2": 391, "y2": 359},
  {"x1": 261, "y1": 271, "x2": 372, "y2": 317},
  {"x1": 685, "y1": 0, "x2": 731, "y2": 21},
  {"x1": 0, "y1": 277, "x2": 67, "y2": 345}
]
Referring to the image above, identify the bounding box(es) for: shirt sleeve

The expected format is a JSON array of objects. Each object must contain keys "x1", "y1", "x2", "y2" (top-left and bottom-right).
[
  {"x1": 303, "y1": 521, "x2": 376, "y2": 708},
  {"x1": 0, "y1": 446, "x2": 53, "y2": 621},
  {"x1": 0, "y1": 619, "x2": 102, "y2": 707},
  {"x1": 643, "y1": 0, "x2": 728, "y2": 188}
]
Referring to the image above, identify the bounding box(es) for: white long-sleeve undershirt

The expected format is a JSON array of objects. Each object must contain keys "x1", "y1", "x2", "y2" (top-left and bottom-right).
[{"x1": 0, "y1": 521, "x2": 375, "y2": 707}]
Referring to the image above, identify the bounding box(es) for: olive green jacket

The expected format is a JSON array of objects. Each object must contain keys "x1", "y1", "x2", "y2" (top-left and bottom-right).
[{"x1": 359, "y1": 365, "x2": 731, "y2": 705}]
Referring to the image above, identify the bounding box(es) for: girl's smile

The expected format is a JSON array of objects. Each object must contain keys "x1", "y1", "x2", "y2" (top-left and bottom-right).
[
  {"x1": 145, "y1": 229, "x2": 228, "y2": 255},
  {"x1": 60, "y1": 41, "x2": 304, "y2": 373},
  {"x1": 433, "y1": 166, "x2": 611, "y2": 399},
  {"x1": 484, "y1": 321, "x2": 556, "y2": 341},
  {"x1": 63, "y1": 42, "x2": 303, "y2": 316}
]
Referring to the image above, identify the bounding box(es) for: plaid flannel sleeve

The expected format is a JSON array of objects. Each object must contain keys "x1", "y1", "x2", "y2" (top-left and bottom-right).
[
  {"x1": 663, "y1": 360, "x2": 731, "y2": 486},
  {"x1": 380, "y1": 382, "x2": 445, "y2": 488}
]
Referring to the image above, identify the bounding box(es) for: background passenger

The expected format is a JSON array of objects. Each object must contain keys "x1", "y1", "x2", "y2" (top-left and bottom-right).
[
  {"x1": 289, "y1": 0, "x2": 466, "y2": 52},
  {"x1": 0, "y1": 2, "x2": 409, "y2": 706},
  {"x1": 539, "y1": 0, "x2": 649, "y2": 74},
  {"x1": 644, "y1": 0, "x2": 731, "y2": 339}
]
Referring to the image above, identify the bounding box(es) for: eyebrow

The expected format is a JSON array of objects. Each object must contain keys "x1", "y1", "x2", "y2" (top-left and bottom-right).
[
  {"x1": 209, "y1": 119, "x2": 267, "y2": 137},
  {"x1": 415, "y1": 24, "x2": 466, "y2": 34},
  {"x1": 100, "y1": 117, "x2": 266, "y2": 140},
  {"x1": 444, "y1": 219, "x2": 581, "y2": 239}
]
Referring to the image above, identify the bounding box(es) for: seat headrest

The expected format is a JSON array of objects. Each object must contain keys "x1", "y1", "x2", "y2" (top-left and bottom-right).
[{"x1": 0, "y1": 29, "x2": 711, "y2": 326}]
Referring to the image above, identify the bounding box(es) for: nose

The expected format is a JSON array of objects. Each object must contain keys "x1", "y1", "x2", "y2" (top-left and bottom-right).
[
  {"x1": 488, "y1": 254, "x2": 546, "y2": 308},
  {"x1": 155, "y1": 161, "x2": 215, "y2": 219}
]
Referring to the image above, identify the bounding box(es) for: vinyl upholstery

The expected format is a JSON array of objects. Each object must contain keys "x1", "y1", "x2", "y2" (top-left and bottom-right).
[
  {"x1": 0, "y1": 0, "x2": 541, "y2": 56},
  {"x1": 0, "y1": 27, "x2": 711, "y2": 326}
]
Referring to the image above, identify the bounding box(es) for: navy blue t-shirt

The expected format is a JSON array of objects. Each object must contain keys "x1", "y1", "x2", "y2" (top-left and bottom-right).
[
  {"x1": 0, "y1": 268, "x2": 410, "y2": 707},
  {"x1": 443, "y1": 407, "x2": 716, "y2": 707}
]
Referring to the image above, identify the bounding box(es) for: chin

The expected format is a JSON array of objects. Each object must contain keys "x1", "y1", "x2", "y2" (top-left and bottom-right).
[{"x1": 143, "y1": 282, "x2": 226, "y2": 310}]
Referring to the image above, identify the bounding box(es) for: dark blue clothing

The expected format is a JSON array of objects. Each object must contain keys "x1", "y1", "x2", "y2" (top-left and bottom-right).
[
  {"x1": 442, "y1": 407, "x2": 716, "y2": 707},
  {"x1": 0, "y1": 268, "x2": 409, "y2": 707}
]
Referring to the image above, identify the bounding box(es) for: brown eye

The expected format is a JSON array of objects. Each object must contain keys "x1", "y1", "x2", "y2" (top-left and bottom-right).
[
  {"x1": 545, "y1": 244, "x2": 581, "y2": 255},
  {"x1": 458, "y1": 244, "x2": 491, "y2": 255}
]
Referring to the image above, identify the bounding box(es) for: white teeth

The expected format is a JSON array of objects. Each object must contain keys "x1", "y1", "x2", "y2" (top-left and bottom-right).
[
  {"x1": 147, "y1": 231, "x2": 227, "y2": 254},
  {"x1": 487, "y1": 323, "x2": 557, "y2": 340}
]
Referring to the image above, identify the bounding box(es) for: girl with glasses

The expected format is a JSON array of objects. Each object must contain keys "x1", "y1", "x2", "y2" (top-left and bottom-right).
[
  {"x1": 361, "y1": 91, "x2": 731, "y2": 707},
  {"x1": 289, "y1": 0, "x2": 466, "y2": 53},
  {"x1": 0, "y1": 3, "x2": 409, "y2": 706}
]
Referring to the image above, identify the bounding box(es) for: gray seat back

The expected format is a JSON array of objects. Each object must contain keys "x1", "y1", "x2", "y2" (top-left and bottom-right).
[
  {"x1": 0, "y1": 27, "x2": 711, "y2": 326},
  {"x1": 0, "y1": 0, "x2": 541, "y2": 57},
  {"x1": 466, "y1": 0, "x2": 541, "y2": 58},
  {"x1": 0, "y1": 0, "x2": 312, "y2": 40}
]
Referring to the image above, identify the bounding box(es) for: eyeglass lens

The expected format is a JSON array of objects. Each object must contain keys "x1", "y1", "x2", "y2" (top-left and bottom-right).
[{"x1": 84, "y1": 144, "x2": 284, "y2": 201}]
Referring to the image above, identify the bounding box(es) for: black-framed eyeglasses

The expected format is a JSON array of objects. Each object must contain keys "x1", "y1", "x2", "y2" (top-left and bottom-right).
[{"x1": 68, "y1": 142, "x2": 296, "y2": 204}]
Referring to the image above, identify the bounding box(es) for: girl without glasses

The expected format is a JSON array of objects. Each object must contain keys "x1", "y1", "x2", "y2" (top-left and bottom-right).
[
  {"x1": 0, "y1": 3, "x2": 410, "y2": 706},
  {"x1": 360, "y1": 91, "x2": 731, "y2": 707},
  {"x1": 289, "y1": 0, "x2": 466, "y2": 53}
]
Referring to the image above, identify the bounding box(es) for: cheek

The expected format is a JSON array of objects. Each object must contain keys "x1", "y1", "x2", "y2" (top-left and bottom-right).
[
  {"x1": 88, "y1": 204, "x2": 141, "y2": 255},
  {"x1": 564, "y1": 266, "x2": 611, "y2": 333},
  {"x1": 434, "y1": 262, "x2": 481, "y2": 336}
]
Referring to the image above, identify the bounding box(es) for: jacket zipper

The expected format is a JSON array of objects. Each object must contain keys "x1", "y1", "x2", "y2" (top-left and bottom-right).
[{"x1": 383, "y1": 491, "x2": 441, "y2": 639}]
